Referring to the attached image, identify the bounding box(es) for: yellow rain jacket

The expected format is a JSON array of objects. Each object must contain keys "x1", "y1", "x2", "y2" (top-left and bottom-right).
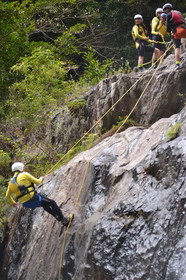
[
  {"x1": 151, "y1": 17, "x2": 167, "y2": 36},
  {"x1": 6, "y1": 172, "x2": 42, "y2": 204},
  {"x1": 132, "y1": 24, "x2": 149, "y2": 49}
]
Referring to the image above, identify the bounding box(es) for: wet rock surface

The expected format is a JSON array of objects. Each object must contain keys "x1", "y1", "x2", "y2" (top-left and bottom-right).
[{"x1": 1, "y1": 107, "x2": 186, "y2": 280}]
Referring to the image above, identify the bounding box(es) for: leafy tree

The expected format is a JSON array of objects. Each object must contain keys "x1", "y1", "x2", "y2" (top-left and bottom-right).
[
  {"x1": 79, "y1": 49, "x2": 114, "y2": 85},
  {"x1": 9, "y1": 44, "x2": 71, "y2": 122},
  {"x1": 1, "y1": 0, "x2": 186, "y2": 127},
  {"x1": 0, "y1": 0, "x2": 35, "y2": 117}
]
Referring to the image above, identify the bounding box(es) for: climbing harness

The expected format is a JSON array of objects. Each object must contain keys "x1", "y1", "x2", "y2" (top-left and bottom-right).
[{"x1": 9, "y1": 173, "x2": 35, "y2": 201}]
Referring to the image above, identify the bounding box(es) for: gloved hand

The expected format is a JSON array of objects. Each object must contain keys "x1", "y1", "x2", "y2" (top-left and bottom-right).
[{"x1": 39, "y1": 176, "x2": 44, "y2": 181}]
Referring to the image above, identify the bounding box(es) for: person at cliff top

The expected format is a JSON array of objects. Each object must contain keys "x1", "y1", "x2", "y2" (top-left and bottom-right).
[
  {"x1": 163, "y1": 3, "x2": 186, "y2": 69},
  {"x1": 6, "y1": 162, "x2": 72, "y2": 227},
  {"x1": 132, "y1": 14, "x2": 160, "y2": 72},
  {"x1": 151, "y1": 9, "x2": 168, "y2": 60}
]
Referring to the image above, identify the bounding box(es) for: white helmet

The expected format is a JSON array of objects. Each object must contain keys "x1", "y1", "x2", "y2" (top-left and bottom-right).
[
  {"x1": 156, "y1": 8, "x2": 163, "y2": 15},
  {"x1": 11, "y1": 162, "x2": 24, "y2": 172},
  {"x1": 163, "y1": 3, "x2": 173, "y2": 11},
  {"x1": 134, "y1": 14, "x2": 143, "y2": 21}
]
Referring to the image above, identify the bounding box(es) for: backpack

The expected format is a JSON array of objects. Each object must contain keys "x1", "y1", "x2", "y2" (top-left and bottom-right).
[
  {"x1": 10, "y1": 174, "x2": 35, "y2": 200},
  {"x1": 174, "y1": 26, "x2": 186, "y2": 39},
  {"x1": 172, "y1": 10, "x2": 184, "y2": 26}
]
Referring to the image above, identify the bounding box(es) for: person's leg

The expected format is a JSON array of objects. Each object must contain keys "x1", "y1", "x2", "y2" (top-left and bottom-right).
[
  {"x1": 152, "y1": 48, "x2": 160, "y2": 63},
  {"x1": 144, "y1": 45, "x2": 159, "y2": 67},
  {"x1": 159, "y1": 50, "x2": 165, "y2": 62},
  {"x1": 173, "y1": 38, "x2": 181, "y2": 69},
  {"x1": 175, "y1": 47, "x2": 180, "y2": 62},
  {"x1": 154, "y1": 38, "x2": 166, "y2": 63},
  {"x1": 23, "y1": 194, "x2": 70, "y2": 226},
  {"x1": 138, "y1": 55, "x2": 144, "y2": 66},
  {"x1": 152, "y1": 39, "x2": 161, "y2": 63},
  {"x1": 41, "y1": 196, "x2": 64, "y2": 221},
  {"x1": 137, "y1": 44, "x2": 145, "y2": 70}
]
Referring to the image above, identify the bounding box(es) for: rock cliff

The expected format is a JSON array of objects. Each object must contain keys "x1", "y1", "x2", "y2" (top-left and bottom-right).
[
  {"x1": 1, "y1": 107, "x2": 186, "y2": 280},
  {"x1": 1, "y1": 52, "x2": 186, "y2": 280},
  {"x1": 48, "y1": 53, "x2": 186, "y2": 153}
]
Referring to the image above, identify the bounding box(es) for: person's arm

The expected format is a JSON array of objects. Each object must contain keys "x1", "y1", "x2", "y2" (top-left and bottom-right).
[
  {"x1": 132, "y1": 25, "x2": 149, "y2": 41},
  {"x1": 6, "y1": 184, "x2": 16, "y2": 205},
  {"x1": 166, "y1": 12, "x2": 172, "y2": 33},
  {"x1": 24, "y1": 172, "x2": 43, "y2": 185},
  {"x1": 151, "y1": 17, "x2": 159, "y2": 36}
]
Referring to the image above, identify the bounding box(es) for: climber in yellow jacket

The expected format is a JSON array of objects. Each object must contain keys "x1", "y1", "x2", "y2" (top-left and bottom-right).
[
  {"x1": 132, "y1": 14, "x2": 160, "y2": 72},
  {"x1": 6, "y1": 162, "x2": 71, "y2": 227},
  {"x1": 151, "y1": 9, "x2": 168, "y2": 60}
]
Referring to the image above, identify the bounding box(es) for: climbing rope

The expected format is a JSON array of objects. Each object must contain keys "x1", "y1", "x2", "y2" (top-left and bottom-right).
[
  {"x1": 24, "y1": 39, "x2": 172, "y2": 176},
  {"x1": 57, "y1": 43, "x2": 174, "y2": 280},
  {"x1": 149, "y1": 39, "x2": 171, "y2": 45},
  {"x1": 45, "y1": 72, "x2": 146, "y2": 175},
  {"x1": 46, "y1": 47, "x2": 169, "y2": 176},
  {"x1": 141, "y1": 40, "x2": 172, "y2": 67},
  {"x1": 20, "y1": 38, "x2": 172, "y2": 173},
  {"x1": 49, "y1": 42, "x2": 174, "y2": 176}
]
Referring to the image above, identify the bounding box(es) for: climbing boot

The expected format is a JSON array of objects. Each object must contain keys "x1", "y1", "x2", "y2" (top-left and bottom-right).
[
  {"x1": 61, "y1": 214, "x2": 74, "y2": 227},
  {"x1": 176, "y1": 64, "x2": 181, "y2": 70},
  {"x1": 138, "y1": 66, "x2": 145, "y2": 73},
  {"x1": 61, "y1": 217, "x2": 69, "y2": 227}
]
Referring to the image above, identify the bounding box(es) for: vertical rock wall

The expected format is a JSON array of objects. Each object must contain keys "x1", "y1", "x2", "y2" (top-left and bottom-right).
[{"x1": 1, "y1": 107, "x2": 186, "y2": 280}]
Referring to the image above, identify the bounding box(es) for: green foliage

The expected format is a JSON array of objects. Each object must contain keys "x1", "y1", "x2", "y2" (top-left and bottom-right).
[
  {"x1": 28, "y1": 133, "x2": 97, "y2": 175},
  {"x1": 0, "y1": 182, "x2": 10, "y2": 231},
  {"x1": 0, "y1": 1, "x2": 34, "y2": 111},
  {"x1": 61, "y1": 133, "x2": 97, "y2": 164},
  {"x1": 166, "y1": 123, "x2": 182, "y2": 140},
  {"x1": 4, "y1": 0, "x2": 182, "y2": 122},
  {"x1": 9, "y1": 45, "x2": 72, "y2": 122},
  {"x1": 100, "y1": 116, "x2": 138, "y2": 137},
  {"x1": 0, "y1": 150, "x2": 11, "y2": 171},
  {"x1": 67, "y1": 98, "x2": 86, "y2": 113},
  {"x1": 79, "y1": 49, "x2": 114, "y2": 85},
  {"x1": 0, "y1": 174, "x2": 11, "y2": 230},
  {"x1": 55, "y1": 23, "x2": 88, "y2": 57},
  {"x1": 114, "y1": 59, "x2": 132, "y2": 74},
  {"x1": 0, "y1": 140, "x2": 12, "y2": 179},
  {"x1": 112, "y1": 116, "x2": 137, "y2": 130}
]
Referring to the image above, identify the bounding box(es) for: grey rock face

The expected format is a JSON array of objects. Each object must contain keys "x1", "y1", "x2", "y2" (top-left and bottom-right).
[
  {"x1": 181, "y1": 38, "x2": 186, "y2": 53},
  {"x1": 1, "y1": 107, "x2": 186, "y2": 280},
  {"x1": 48, "y1": 53, "x2": 186, "y2": 153}
]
